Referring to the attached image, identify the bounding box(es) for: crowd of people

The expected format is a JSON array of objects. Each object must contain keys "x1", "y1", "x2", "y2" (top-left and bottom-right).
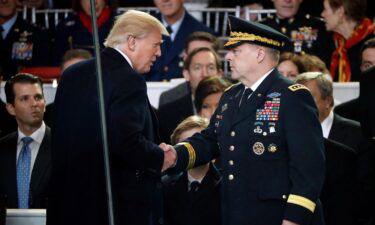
[{"x1": 1, "y1": 0, "x2": 375, "y2": 225}]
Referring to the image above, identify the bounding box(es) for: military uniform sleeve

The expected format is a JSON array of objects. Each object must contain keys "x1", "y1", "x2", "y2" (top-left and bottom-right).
[{"x1": 282, "y1": 84, "x2": 325, "y2": 224}]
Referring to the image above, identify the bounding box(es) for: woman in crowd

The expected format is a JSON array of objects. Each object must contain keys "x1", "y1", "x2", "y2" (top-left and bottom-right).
[
  {"x1": 163, "y1": 115, "x2": 221, "y2": 225},
  {"x1": 277, "y1": 52, "x2": 306, "y2": 81},
  {"x1": 53, "y1": 0, "x2": 116, "y2": 64},
  {"x1": 321, "y1": 0, "x2": 374, "y2": 82},
  {"x1": 194, "y1": 76, "x2": 233, "y2": 119},
  {"x1": 300, "y1": 53, "x2": 330, "y2": 74}
]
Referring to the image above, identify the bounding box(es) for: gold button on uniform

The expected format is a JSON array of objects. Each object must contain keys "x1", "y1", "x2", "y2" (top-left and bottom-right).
[
  {"x1": 229, "y1": 160, "x2": 234, "y2": 165},
  {"x1": 230, "y1": 131, "x2": 235, "y2": 137},
  {"x1": 228, "y1": 174, "x2": 234, "y2": 180},
  {"x1": 229, "y1": 145, "x2": 235, "y2": 151}
]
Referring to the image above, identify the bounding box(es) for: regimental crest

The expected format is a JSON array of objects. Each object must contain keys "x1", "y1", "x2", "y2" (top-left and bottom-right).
[{"x1": 253, "y1": 142, "x2": 265, "y2": 155}]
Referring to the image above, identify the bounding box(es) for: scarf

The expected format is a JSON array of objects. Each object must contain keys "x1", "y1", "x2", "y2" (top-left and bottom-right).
[
  {"x1": 330, "y1": 18, "x2": 375, "y2": 82},
  {"x1": 78, "y1": 7, "x2": 111, "y2": 33}
]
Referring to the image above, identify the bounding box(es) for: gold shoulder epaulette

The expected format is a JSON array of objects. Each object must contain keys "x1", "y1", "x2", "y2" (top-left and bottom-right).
[
  {"x1": 288, "y1": 84, "x2": 309, "y2": 92},
  {"x1": 224, "y1": 84, "x2": 236, "y2": 92}
]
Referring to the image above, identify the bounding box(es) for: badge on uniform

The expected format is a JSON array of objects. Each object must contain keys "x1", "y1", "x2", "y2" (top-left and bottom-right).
[
  {"x1": 253, "y1": 142, "x2": 265, "y2": 155},
  {"x1": 267, "y1": 92, "x2": 281, "y2": 98},
  {"x1": 268, "y1": 143, "x2": 277, "y2": 153},
  {"x1": 12, "y1": 42, "x2": 33, "y2": 61},
  {"x1": 221, "y1": 103, "x2": 228, "y2": 113},
  {"x1": 256, "y1": 98, "x2": 280, "y2": 121}
]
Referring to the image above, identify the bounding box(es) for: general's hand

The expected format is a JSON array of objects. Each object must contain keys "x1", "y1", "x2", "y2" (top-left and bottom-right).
[
  {"x1": 282, "y1": 220, "x2": 299, "y2": 225},
  {"x1": 159, "y1": 143, "x2": 177, "y2": 172}
]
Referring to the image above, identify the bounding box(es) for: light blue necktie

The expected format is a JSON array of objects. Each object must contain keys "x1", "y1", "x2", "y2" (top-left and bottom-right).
[{"x1": 17, "y1": 137, "x2": 33, "y2": 208}]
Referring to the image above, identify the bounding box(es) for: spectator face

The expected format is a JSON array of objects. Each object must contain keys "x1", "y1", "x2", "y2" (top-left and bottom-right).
[
  {"x1": 277, "y1": 59, "x2": 299, "y2": 80},
  {"x1": 225, "y1": 43, "x2": 259, "y2": 82},
  {"x1": 177, "y1": 127, "x2": 202, "y2": 142},
  {"x1": 303, "y1": 80, "x2": 331, "y2": 122},
  {"x1": 184, "y1": 51, "x2": 221, "y2": 93},
  {"x1": 321, "y1": 0, "x2": 342, "y2": 32},
  {"x1": 6, "y1": 83, "x2": 45, "y2": 130},
  {"x1": 240, "y1": 3, "x2": 264, "y2": 21},
  {"x1": 80, "y1": 0, "x2": 106, "y2": 17},
  {"x1": 199, "y1": 92, "x2": 222, "y2": 119},
  {"x1": 154, "y1": 0, "x2": 184, "y2": 18},
  {"x1": 132, "y1": 28, "x2": 163, "y2": 74},
  {"x1": 0, "y1": 0, "x2": 17, "y2": 20},
  {"x1": 361, "y1": 47, "x2": 375, "y2": 72},
  {"x1": 273, "y1": 0, "x2": 302, "y2": 19}
]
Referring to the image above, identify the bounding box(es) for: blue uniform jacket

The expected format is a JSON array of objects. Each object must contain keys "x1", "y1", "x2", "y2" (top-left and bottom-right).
[
  {"x1": 172, "y1": 69, "x2": 326, "y2": 225},
  {"x1": 145, "y1": 12, "x2": 214, "y2": 81}
]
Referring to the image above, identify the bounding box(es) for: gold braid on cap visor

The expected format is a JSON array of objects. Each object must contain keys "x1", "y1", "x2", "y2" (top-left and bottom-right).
[{"x1": 224, "y1": 31, "x2": 283, "y2": 47}]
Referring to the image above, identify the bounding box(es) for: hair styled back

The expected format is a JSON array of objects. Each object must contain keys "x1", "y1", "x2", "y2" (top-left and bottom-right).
[
  {"x1": 5, "y1": 73, "x2": 44, "y2": 105},
  {"x1": 296, "y1": 72, "x2": 333, "y2": 101},
  {"x1": 170, "y1": 115, "x2": 209, "y2": 145},
  {"x1": 194, "y1": 76, "x2": 232, "y2": 113},
  {"x1": 104, "y1": 10, "x2": 168, "y2": 48}
]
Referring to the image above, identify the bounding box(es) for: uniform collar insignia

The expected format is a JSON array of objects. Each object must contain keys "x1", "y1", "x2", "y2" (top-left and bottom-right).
[{"x1": 267, "y1": 92, "x2": 281, "y2": 98}]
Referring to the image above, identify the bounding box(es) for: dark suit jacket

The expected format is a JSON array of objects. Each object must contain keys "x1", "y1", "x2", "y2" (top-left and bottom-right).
[
  {"x1": 0, "y1": 126, "x2": 51, "y2": 209},
  {"x1": 48, "y1": 47, "x2": 164, "y2": 225},
  {"x1": 172, "y1": 70, "x2": 325, "y2": 225},
  {"x1": 321, "y1": 138, "x2": 357, "y2": 225},
  {"x1": 328, "y1": 113, "x2": 363, "y2": 153},
  {"x1": 0, "y1": 101, "x2": 17, "y2": 138},
  {"x1": 360, "y1": 67, "x2": 375, "y2": 141},
  {"x1": 162, "y1": 163, "x2": 221, "y2": 225},
  {"x1": 334, "y1": 98, "x2": 360, "y2": 122},
  {"x1": 157, "y1": 82, "x2": 194, "y2": 143},
  {"x1": 145, "y1": 11, "x2": 214, "y2": 81}
]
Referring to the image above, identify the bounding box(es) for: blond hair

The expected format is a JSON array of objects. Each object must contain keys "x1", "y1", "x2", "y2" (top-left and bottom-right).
[
  {"x1": 104, "y1": 10, "x2": 168, "y2": 48},
  {"x1": 170, "y1": 116, "x2": 209, "y2": 145}
]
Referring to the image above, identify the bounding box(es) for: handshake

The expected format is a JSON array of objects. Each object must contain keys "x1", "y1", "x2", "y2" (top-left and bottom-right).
[{"x1": 159, "y1": 143, "x2": 177, "y2": 172}]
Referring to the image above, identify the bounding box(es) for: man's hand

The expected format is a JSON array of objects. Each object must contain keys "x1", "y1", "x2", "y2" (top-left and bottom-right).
[
  {"x1": 159, "y1": 143, "x2": 177, "y2": 172},
  {"x1": 282, "y1": 220, "x2": 299, "y2": 225}
]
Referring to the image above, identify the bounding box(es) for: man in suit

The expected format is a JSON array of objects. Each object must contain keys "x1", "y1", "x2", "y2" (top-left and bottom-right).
[
  {"x1": 0, "y1": 69, "x2": 17, "y2": 138},
  {"x1": 0, "y1": 73, "x2": 51, "y2": 209},
  {"x1": 296, "y1": 72, "x2": 373, "y2": 225},
  {"x1": 0, "y1": 0, "x2": 52, "y2": 80},
  {"x1": 145, "y1": 0, "x2": 214, "y2": 81},
  {"x1": 47, "y1": 10, "x2": 175, "y2": 225},
  {"x1": 161, "y1": 16, "x2": 325, "y2": 225},
  {"x1": 158, "y1": 47, "x2": 223, "y2": 143}
]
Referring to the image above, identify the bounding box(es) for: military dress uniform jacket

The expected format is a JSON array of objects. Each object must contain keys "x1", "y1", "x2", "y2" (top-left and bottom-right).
[
  {"x1": 172, "y1": 69, "x2": 325, "y2": 225},
  {"x1": 262, "y1": 13, "x2": 334, "y2": 67},
  {"x1": 0, "y1": 16, "x2": 52, "y2": 80},
  {"x1": 145, "y1": 12, "x2": 214, "y2": 81}
]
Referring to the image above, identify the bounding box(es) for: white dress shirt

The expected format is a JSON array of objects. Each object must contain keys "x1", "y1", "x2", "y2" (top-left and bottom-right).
[
  {"x1": 114, "y1": 47, "x2": 133, "y2": 68},
  {"x1": 321, "y1": 110, "x2": 334, "y2": 138},
  {"x1": 162, "y1": 11, "x2": 185, "y2": 41},
  {"x1": 16, "y1": 122, "x2": 46, "y2": 176}
]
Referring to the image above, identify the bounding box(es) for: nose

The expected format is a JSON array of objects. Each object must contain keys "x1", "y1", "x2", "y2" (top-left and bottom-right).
[{"x1": 225, "y1": 51, "x2": 232, "y2": 61}]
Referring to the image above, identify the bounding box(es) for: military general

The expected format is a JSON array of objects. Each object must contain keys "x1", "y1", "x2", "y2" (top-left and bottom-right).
[{"x1": 161, "y1": 16, "x2": 326, "y2": 225}]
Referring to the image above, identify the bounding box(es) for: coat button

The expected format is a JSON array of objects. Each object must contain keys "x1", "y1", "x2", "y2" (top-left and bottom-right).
[
  {"x1": 164, "y1": 66, "x2": 168, "y2": 72},
  {"x1": 230, "y1": 131, "x2": 235, "y2": 137},
  {"x1": 229, "y1": 145, "x2": 235, "y2": 151},
  {"x1": 228, "y1": 174, "x2": 234, "y2": 180},
  {"x1": 229, "y1": 160, "x2": 234, "y2": 165},
  {"x1": 282, "y1": 195, "x2": 287, "y2": 199},
  {"x1": 263, "y1": 132, "x2": 267, "y2": 136}
]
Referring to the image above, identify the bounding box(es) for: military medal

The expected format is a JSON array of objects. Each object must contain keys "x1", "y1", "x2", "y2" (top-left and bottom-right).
[
  {"x1": 253, "y1": 142, "x2": 265, "y2": 155},
  {"x1": 221, "y1": 103, "x2": 228, "y2": 113},
  {"x1": 268, "y1": 143, "x2": 277, "y2": 153}
]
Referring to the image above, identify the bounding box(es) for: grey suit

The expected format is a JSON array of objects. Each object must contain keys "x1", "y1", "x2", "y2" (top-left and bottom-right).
[{"x1": 0, "y1": 126, "x2": 51, "y2": 208}]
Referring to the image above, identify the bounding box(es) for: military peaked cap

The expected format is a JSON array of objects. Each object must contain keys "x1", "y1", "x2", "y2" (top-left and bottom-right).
[{"x1": 224, "y1": 15, "x2": 290, "y2": 50}]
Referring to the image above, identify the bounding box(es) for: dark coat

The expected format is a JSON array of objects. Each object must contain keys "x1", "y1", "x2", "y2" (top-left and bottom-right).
[
  {"x1": 163, "y1": 164, "x2": 221, "y2": 225},
  {"x1": 47, "y1": 47, "x2": 164, "y2": 225},
  {"x1": 52, "y1": 12, "x2": 115, "y2": 65},
  {"x1": 172, "y1": 70, "x2": 326, "y2": 225},
  {"x1": 334, "y1": 98, "x2": 360, "y2": 122},
  {"x1": 0, "y1": 101, "x2": 17, "y2": 138},
  {"x1": 360, "y1": 67, "x2": 375, "y2": 141},
  {"x1": 157, "y1": 82, "x2": 194, "y2": 143},
  {"x1": 321, "y1": 138, "x2": 357, "y2": 225},
  {"x1": 0, "y1": 126, "x2": 52, "y2": 208},
  {"x1": 145, "y1": 12, "x2": 214, "y2": 81},
  {"x1": 0, "y1": 16, "x2": 52, "y2": 80}
]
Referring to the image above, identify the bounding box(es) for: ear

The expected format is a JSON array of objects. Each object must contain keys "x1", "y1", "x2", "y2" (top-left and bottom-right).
[
  {"x1": 6, "y1": 103, "x2": 16, "y2": 117},
  {"x1": 182, "y1": 50, "x2": 188, "y2": 61},
  {"x1": 257, "y1": 47, "x2": 266, "y2": 63},
  {"x1": 337, "y1": 6, "x2": 345, "y2": 19},
  {"x1": 325, "y1": 96, "x2": 334, "y2": 109},
  {"x1": 217, "y1": 69, "x2": 224, "y2": 77},
  {"x1": 183, "y1": 69, "x2": 190, "y2": 81},
  {"x1": 127, "y1": 35, "x2": 137, "y2": 51}
]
